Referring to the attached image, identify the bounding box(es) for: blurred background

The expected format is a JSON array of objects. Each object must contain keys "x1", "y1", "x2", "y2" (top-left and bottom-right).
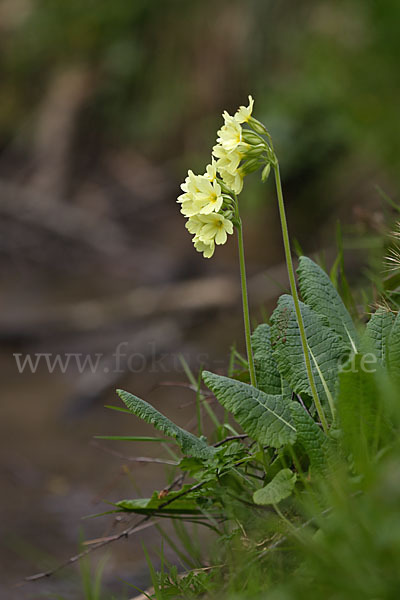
[{"x1": 0, "y1": 0, "x2": 399, "y2": 597}]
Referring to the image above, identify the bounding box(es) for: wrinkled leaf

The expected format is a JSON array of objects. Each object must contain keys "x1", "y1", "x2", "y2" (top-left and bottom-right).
[
  {"x1": 297, "y1": 256, "x2": 359, "y2": 350},
  {"x1": 271, "y1": 295, "x2": 347, "y2": 415},
  {"x1": 387, "y1": 312, "x2": 400, "y2": 383},
  {"x1": 361, "y1": 308, "x2": 395, "y2": 366},
  {"x1": 251, "y1": 323, "x2": 282, "y2": 395},
  {"x1": 117, "y1": 389, "x2": 215, "y2": 459},
  {"x1": 290, "y1": 401, "x2": 330, "y2": 474},
  {"x1": 202, "y1": 372, "x2": 296, "y2": 448}
]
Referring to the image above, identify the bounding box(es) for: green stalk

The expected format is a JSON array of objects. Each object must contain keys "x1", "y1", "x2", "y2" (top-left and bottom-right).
[
  {"x1": 236, "y1": 219, "x2": 257, "y2": 388},
  {"x1": 237, "y1": 216, "x2": 269, "y2": 472},
  {"x1": 196, "y1": 366, "x2": 203, "y2": 437},
  {"x1": 272, "y1": 162, "x2": 328, "y2": 434}
]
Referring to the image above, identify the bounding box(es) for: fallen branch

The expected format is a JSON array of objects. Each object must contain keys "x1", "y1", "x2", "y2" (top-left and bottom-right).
[
  {"x1": 20, "y1": 479, "x2": 205, "y2": 585},
  {"x1": 21, "y1": 517, "x2": 156, "y2": 584}
]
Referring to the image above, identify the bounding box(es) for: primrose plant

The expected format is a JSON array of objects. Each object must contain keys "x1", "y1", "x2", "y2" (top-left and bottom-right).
[
  {"x1": 108, "y1": 97, "x2": 400, "y2": 542},
  {"x1": 177, "y1": 95, "x2": 327, "y2": 428}
]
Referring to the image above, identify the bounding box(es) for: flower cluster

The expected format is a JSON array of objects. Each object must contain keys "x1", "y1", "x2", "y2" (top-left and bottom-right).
[
  {"x1": 212, "y1": 95, "x2": 254, "y2": 195},
  {"x1": 178, "y1": 96, "x2": 269, "y2": 258}
]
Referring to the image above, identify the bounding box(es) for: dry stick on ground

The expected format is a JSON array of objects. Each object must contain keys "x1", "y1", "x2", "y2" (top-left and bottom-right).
[
  {"x1": 21, "y1": 518, "x2": 156, "y2": 584},
  {"x1": 21, "y1": 433, "x2": 247, "y2": 585},
  {"x1": 20, "y1": 479, "x2": 206, "y2": 585}
]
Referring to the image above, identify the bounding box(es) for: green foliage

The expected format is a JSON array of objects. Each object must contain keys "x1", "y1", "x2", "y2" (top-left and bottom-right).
[
  {"x1": 155, "y1": 565, "x2": 211, "y2": 599},
  {"x1": 116, "y1": 389, "x2": 215, "y2": 459},
  {"x1": 297, "y1": 256, "x2": 359, "y2": 350},
  {"x1": 361, "y1": 308, "x2": 395, "y2": 365},
  {"x1": 71, "y1": 548, "x2": 109, "y2": 600},
  {"x1": 270, "y1": 294, "x2": 347, "y2": 416},
  {"x1": 253, "y1": 469, "x2": 297, "y2": 505},
  {"x1": 3, "y1": 0, "x2": 400, "y2": 172},
  {"x1": 115, "y1": 487, "x2": 203, "y2": 517},
  {"x1": 99, "y1": 253, "x2": 400, "y2": 599},
  {"x1": 251, "y1": 324, "x2": 282, "y2": 395},
  {"x1": 263, "y1": 453, "x2": 400, "y2": 600},
  {"x1": 337, "y1": 354, "x2": 383, "y2": 471},
  {"x1": 202, "y1": 372, "x2": 296, "y2": 448},
  {"x1": 290, "y1": 401, "x2": 331, "y2": 474},
  {"x1": 387, "y1": 312, "x2": 400, "y2": 383}
]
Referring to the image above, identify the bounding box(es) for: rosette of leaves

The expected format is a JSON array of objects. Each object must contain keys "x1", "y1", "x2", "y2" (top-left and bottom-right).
[{"x1": 112, "y1": 257, "x2": 400, "y2": 513}]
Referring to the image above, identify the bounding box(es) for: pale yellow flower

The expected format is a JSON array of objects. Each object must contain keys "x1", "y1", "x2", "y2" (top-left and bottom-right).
[
  {"x1": 212, "y1": 143, "x2": 242, "y2": 173},
  {"x1": 179, "y1": 169, "x2": 201, "y2": 196},
  {"x1": 196, "y1": 178, "x2": 223, "y2": 214},
  {"x1": 193, "y1": 237, "x2": 215, "y2": 258},
  {"x1": 178, "y1": 171, "x2": 202, "y2": 215},
  {"x1": 217, "y1": 113, "x2": 243, "y2": 152},
  {"x1": 219, "y1": 167, "x2": 243, "y2": 195},
  {"x1": 197, "y1": 212, "x2": 234, "y2": 246},
  {"x1": 234, "y1": 95, "x2": 254, "y2": 124},
  {"x1": 203, "y1": 159, "x2": 217, "y2": 182},
  {"x1": 212, "y1": 144, "x2": 243, "y2": 194},
  {"x1": 178, "y1": 195, "x2": 205, "y2": 217},
  {"x1": 185, "y1": 214, "x2": 206, "y2": 236},
  {"x1": 178, "y1": 167, "x2": 223, "y2": 216}
]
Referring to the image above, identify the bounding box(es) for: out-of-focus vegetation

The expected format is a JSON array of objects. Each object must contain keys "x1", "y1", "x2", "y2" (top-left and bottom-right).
[
  {"x1": 2, "y1": 0, "x2": 400, "y2": 180},
  {"x1": 0, "y1": 0, "x2": 399, "y2": 278}
]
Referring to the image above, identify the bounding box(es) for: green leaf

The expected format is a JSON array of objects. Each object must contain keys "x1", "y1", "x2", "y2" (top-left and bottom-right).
[
  {"x1": 116, "y1": 389, "x2": 215, "y2": 459},
  {"x1": 251, "y1": 323, "x2": 282, "y2": 395},
  {"x1": 104, "y1": 404, "x2": 133, "y2": 414},
  {"x1": 115, "y1": 488, "x2": 202, "y2": 515},
  {"x1": 290, "y1": 401, "x2": 329, "y2": 474},
  {"x1": 387, "y1": 312, "x2": 400, "y2": 383},
  {"x1": 253, "y1": 469, "x2": 296, "y2": 505},
  {"x1": 281, "y1": 377, "x2": 292, "y2": 400},
  {"x1": 271, "y1": 295, "x2": 348, "y2": 416},
  {"x1": 297, "y1": 256, "x2": 359, "y2": 350},
  {"x1": 361, "y1": 308, "x2": 395, "y2": 366},
  {"x1": 202, "y1": 372, "x2": 296, "y2": 448},
  {"x1": 337, "y1": 354, "x2": 381, "y2": 469}
]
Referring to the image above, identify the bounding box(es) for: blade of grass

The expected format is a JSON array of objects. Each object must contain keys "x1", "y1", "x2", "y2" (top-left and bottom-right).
[
  {"x1": 179, "y1": 354, "x2": 221, "y2": 429},
  {"x1": 196, "y1": 365, "x2": 203, "y2": 437},
  {"x1": 142, "y1": 544, "x2": 161, "y2": 600},
  {"x1": 155, "y1": 524, "x2": 197, "y2": 569}
]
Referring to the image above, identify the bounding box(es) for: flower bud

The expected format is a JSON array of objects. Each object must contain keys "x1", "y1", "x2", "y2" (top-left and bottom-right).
[
  {"x1": 261, "y1": 163, "x2": 271, "y2": 182},
  {"x1": 242, "y1": 130, "x2": 266, "y2": 146},
  {"x1": 218, "y1": 180, "x2": 235, "y2": 196},
  {"x1": 241, "y1": 158, "x2": 262, "y2": 175},
  {"x1": 245, "y1": 145, "x2": 266, "y2": 159},
  {"x1": 248, "y1": 116, "x2": 268, "y2": 135}
]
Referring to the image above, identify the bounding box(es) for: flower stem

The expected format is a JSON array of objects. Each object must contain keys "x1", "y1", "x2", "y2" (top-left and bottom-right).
[
  {"x1": 237, "y1": 219, "x2": 257, "y2": 388},
  {"x1": 272, "y1": 161, "x2": 328, "y2": 434}
]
